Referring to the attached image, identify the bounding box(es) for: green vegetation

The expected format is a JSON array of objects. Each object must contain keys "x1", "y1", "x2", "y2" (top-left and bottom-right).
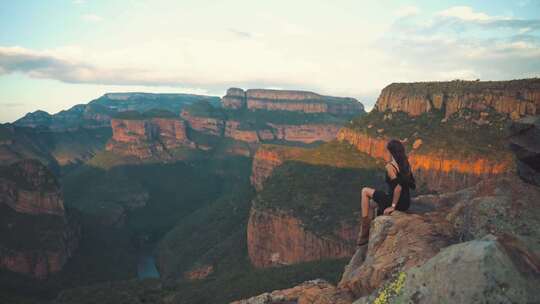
[
  {"x1": 373, "y1": 272, "x2": 407, "y2": 304},
  {"x1": 183, "y1": 100, "x2": 357, "y2": 127},
  {"x1": 0, "y1": 204, "x2": 67, "y2": 251},
  {"x1": 113, "y1": 109, "x2": 178, "y2": 120},
  {"x1": 382, "y1": 78, "x2": 540, "y2": 95},
  {"x1": 254, "y1": 141, "x2": 385, "y2": 235},
  {"x1": 54, "y1": 258, "x2": 348, "y2": 304},
  {"x1": 348, "y1": 109, "x2": 511, "y2": 160}
]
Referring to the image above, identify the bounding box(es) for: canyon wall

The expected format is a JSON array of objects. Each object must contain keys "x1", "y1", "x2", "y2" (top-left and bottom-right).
[
  {"x1": 106, "y1": 118, "x2": 194, "y2": 158},
  {"x1": 247, "y1": 208, "x2": 356, "y2": 268},
  {"x1": 0, "y1": 160, "x2": 79, "y2": 279},
  {"x1": 250, "y1": 146, "x2": 306, "y2": 191},
  {"x1": 375, "y1": 79, "x2": 540, "y2": 119},
  {"x1": 222, "y1": 88, "x2": 364, "y2": 115},
  {"x1": 337, "y1": 128, "x2": 512, "y2": 192}
]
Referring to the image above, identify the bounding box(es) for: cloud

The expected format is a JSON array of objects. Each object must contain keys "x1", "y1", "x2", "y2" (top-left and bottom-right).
[
  {"x1": 394, "y1": 6, "x2": 420, "y2": 18},
  {"x1": 437, "y1": 6, "x2": 492, "y2": 21},
  {"x1": 0, "y1": 46, "x2": 308, "y2": 91},
  {"x1": 82, "y1": 14, "x2": 102, "y2": 22},
  {"x1": 377, "y1": 6, "x2": 540, "y2": 82}
]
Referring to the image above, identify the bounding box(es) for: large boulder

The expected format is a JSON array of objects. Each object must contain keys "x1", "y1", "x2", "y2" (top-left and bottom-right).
[
  {"x1": 425, "y1": 174, "x2": 540, "y2": 254},
  {"x1": 339, "y1": 212, "x2": 455, "y2": 297},
  {"x1": 360, "y1": 234, "x2": 540, "y2": 304}
]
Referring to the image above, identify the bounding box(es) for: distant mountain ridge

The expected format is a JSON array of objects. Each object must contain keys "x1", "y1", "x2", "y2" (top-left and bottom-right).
[{"x1": 14, "y1": 92, "x2": 221, "y2": 131}]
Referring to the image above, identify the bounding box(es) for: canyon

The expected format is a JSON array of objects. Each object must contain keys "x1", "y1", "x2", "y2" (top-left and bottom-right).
[{"x1": 105, "y1": 88, "x2": 363, "y2": 159}]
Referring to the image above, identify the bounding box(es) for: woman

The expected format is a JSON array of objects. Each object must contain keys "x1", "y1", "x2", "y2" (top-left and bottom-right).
[{"x1": 357, "y1": 139, "x2": 416, "y2": 246}]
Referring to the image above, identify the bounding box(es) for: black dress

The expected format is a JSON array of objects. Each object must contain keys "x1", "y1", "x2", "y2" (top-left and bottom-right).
[{"x1": 372, "y1": 163, "x2": 411, "y2": 215}]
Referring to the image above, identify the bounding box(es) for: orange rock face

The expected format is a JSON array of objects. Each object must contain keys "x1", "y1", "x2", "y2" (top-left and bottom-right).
[
  {"x1": 0, "y1": 159, "x2": 64, "y2": 216},
  {"x1": 337, "y1": 128, "x2": 513, "y2": 192},
  {"x1": 225, "y1": 121, "x2": 260, "y2": 143},
  {"x1": 250, "y1": 146, "x2": 306, "y2": 191},
  {"x1": 375, "y1": 79, "x2": 540, "y2": 119},
  {"x1": 247, "y1": 208, "x2": 357, "y2": 268},
  {"x1": 107, "y1": 117, "x2": 194, "y2": 158},
  {"x1": 180, "y1": 111, "x2": 225, "y2": 136}
]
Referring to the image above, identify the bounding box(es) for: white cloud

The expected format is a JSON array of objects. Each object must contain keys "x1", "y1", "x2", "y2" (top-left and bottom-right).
[
  {"x1": 394, "y1": 6, "x2": 420, "y2": 18},
  {"x1": 82, "y1": 14, "x2": 102, "y2": 22},
  {"x1": 437, "y1": 6, "x2": 492, "y2": 21}
]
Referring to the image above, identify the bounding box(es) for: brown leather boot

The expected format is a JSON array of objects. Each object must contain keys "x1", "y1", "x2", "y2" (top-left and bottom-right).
[{"x1": 357, "y1": 216, "x2": 371, "y2": 246}]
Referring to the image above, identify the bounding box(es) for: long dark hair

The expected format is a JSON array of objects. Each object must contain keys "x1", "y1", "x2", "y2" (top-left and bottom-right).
[{"x1": 387, "y1": 139, "x2": 413, "y2": 183}]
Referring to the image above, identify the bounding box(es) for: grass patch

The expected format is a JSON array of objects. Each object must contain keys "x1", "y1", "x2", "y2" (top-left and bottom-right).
[{"x1": 348, "y1": 109, "x2": 511, "y2": 160}]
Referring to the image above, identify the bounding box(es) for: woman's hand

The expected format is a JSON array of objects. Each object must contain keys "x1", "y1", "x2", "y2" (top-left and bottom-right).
[{"x1": 383, "y1": 207, "x2": 395, "y2": 215}]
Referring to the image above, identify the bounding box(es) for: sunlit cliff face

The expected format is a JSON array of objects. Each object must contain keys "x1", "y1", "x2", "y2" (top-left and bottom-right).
[{"x1": 336, "y1": 129, "x2": 513, "y2": 192}]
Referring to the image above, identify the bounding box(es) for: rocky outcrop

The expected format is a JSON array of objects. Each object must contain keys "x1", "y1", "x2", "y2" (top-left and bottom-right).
[
  {"x1": 106, "y1": 118, "x2": 194, "y2": 158},
  {"x1": 231, "y1": 279, "x2": 354, "y2": 304},
  {"x1": 180, "y1": 111, "x2": 225, "y2": 136},
  {"x1": 0, "y1": 159, "x2": 64, "y2": 216},
  {"x1": 0, "y1": 160, "x2": 79, "y2": 279},
  {"x1": 222, "y1": 88, "x2": 364, "y2": 115},
  {"x1": 269, "y1": 124, "x2": 341, "y2": 143},
  {"x1": 339, "y1": 212, "x2": 455, "y2": 297},
  {"x1": 247, "y1": 208, "x2": 357, "y2": 268},
  {"x1": 224, "y1": 121, "x2": 260, "y2": 143},
  {"x1": 360, "y1": 235, "x2": 540, "y2": 304},
  {"x1": 250, "y1": 146, "x2": 306, "y2": 191},
  {"x1": 375, "y1": 78, "x2": 540, "y2": 119},
  {"x1": 337, "y1": 128, "x2": 513, "y2": 192},
  {"x1": 509, "y1": 115, "x2": 540, "y2": 186}
]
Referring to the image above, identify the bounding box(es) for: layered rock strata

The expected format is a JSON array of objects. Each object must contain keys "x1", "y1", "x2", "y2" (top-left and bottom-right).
[
  {"x1": 0, "y1": 160, "x2": 79, "y2": 279},
  {"x1": 337, "y1": 128, "x2": 512, "y2": 192},
  {"x1": 247, "y1": 209, "x2": 357, "y2": 268},
  {"x1": 222, "y1": 88, "x2": 364, "y2": 115},
  {"x1": 375, "y1": 79, "x2": 540, "y2": 119}
]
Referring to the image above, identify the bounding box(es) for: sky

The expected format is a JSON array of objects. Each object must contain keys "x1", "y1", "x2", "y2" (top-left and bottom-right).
[{"x1": 1, "y1": 0, "x2": 539, "y2": 122}]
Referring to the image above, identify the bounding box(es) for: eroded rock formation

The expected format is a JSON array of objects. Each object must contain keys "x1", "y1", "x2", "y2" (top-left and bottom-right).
[
  {"x1": 339, "y1": 212, "x2": 455, "y2": 297},
  {"x1": 247, "y1": 209, "x2": 357, "y2": 268},
  {"x1": 106, "y1": 118, "x2": 194, "y2": 158},
  {"x1": 0, "y1": 160, "x2": 79, "y2": 279},
  {"x1": 375, "y1": 79, "x2": 540, "y2": 119},
  {"x1": 222, "y1": 88, "x2": 364, "y2": 115},
  {"x1": 337, "y1": 128, "x2": 513, "y2": 192}
]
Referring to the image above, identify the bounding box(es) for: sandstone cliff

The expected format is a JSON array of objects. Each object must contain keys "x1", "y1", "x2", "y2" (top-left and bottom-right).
[
  {"x1": 235, "y1": 171, "x2": 540, "y2": 304},
  {"x1": 0, "y1": 160, "x2": 79, "y2": 279},
  {"x1": 375, "y1": 78, "x2": 540, "y2": 119},
  {"x1": 222, "y1": 88, "x2": 364, "y2": 115},
  {"x1": 250, "y1": 146, "x2": 306, "y2": 191},
  {"x1": 247, "y1": 208, "x2": 356, "y2": 268},
  {"x1": 337, "y1": 127, "x2": 513, "y2": 192},
  {"x1": 106, "y1": 117, "x2": 194, "y2": 159}
]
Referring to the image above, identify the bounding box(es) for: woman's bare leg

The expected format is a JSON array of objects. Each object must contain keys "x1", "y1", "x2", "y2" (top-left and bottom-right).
[{"x1": 361, "y1": 187, "x2": 375, "y2": 217}]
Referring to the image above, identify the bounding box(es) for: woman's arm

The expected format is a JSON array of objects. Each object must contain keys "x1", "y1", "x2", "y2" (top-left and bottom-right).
[{"x1": 391, "y1": 184, "x2": 402, "y2": 208}]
